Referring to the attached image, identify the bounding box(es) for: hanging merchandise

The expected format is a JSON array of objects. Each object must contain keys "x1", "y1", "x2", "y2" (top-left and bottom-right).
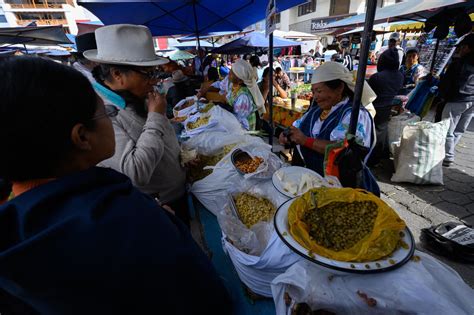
[{"x1": 417, "y1": 27, "x2": 459, "y2": 76}]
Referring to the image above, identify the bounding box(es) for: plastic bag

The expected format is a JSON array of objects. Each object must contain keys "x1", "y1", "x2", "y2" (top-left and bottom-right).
[
  {"x1": 236, "y1": 144, "x2": 284, "y2": 180},
  {"x1": 272, "y1": 251, "x2": 474, "y2": 315},
  {"x1": 288, "y1": 187, "x2": 406, "y2": 262},
  {"x1": 182, "y1": 131, "x2": 261, "y2": 156},
  {"x1": 217, "y1": 181, "x2": 289, "y2": 255},
  {"x1": 391, "y1": 119, "x2": 450, "y2": 185},
  {"x1": 181, "y1": 106, "x2": 244, "y2": 137},
  {"x1": 387, "y1": 112, "x2": 420, "y2": 155}
]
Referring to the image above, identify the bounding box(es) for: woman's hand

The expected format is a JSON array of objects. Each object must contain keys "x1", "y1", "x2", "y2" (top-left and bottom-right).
[
  {"x1": 289, "y1": 126, "x2": 308, "y2": 146},
  {"x1": 278, "y1": 130, "x2": 289, "y2": 145},
  {"x1": 147, "y1": 91, "x2": 167, "y2": 114}
]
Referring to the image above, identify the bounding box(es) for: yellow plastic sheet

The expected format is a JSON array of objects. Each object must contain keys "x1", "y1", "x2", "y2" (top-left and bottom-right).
[{"x1": 288, "y1": 187, "x2": 406, "y2": 262}]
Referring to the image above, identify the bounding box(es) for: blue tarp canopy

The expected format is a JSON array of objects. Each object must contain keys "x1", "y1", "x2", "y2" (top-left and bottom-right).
[
  {"x1": 211, "y1": 31, "x2": 300, "y2": 54},
  {"x1": 325, "y1": 0, "x2": 470, "y2": 29},
  {"x1": 77, "y1": 0, "x2": 307, "y2": 36}
]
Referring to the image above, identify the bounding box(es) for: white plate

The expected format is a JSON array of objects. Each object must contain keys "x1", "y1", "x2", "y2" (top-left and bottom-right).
[
  {"x1": 274, "y1": 198, "x2": 415, "y2": 274},
  {"x1": 272, "y1": 166, "x2": 328, "y2": 198}
]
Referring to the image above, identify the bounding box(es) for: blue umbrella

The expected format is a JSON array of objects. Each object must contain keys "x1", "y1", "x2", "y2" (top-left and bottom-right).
[
  {"x1": 77, "y1": 0, "x2": 306, "y2": 37},
  {"x1": 211, "y1": 32, "x2": 300, "y2": 54}
]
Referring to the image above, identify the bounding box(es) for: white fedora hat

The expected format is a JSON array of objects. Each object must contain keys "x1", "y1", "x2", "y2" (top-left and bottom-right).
[{"x1": 84, "y1": 24, "x2": 168, "y2": 67}]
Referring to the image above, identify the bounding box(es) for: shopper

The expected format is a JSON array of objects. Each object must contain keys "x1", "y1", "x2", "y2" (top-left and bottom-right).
[
  {"x1": 71, "y1": 32, "x2": 98, "y2": 83},
  {"x1": 0, "y1": 56, "x2": 232, "y2": 315},
  {"x1": 399, "y1": 47, "x2": 427, "y2": 95},
  {"x1": 439, "y1": 34, "x2": 474, "y2": 167},
  {"x1": 389, "y1": 32, "x2": 404, "y2": 67},
  {"x1": 86, "y1": 24, "x2": 189, "y2": 224},
  {"x1": 166, "y1": 69, "x2": 196, "y2": 109},
  {"x1": 275, "y1": 67, "x2": 291, "y2": 90},
  {"x1": 368, "y1": 48, "x2": 404, "y2": 165}
]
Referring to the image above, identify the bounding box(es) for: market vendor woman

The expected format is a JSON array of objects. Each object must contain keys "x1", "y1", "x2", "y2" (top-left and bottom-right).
[
  {"x1": 279, "y1": 62, "x2": 376, "y2": 176},
  {"x1": 227, "y1": 59, "x2": 265, "y2": 130}
]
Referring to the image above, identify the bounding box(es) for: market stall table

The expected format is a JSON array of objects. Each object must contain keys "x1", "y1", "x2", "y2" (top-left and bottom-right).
[{"x1": 264, "y1": 98, "x2": 310, "y2": 128}]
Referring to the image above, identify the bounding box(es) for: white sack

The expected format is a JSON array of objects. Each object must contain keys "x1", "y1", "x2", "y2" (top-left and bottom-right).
[
  {"x1": 391, "y1": 119, "x2": 450, "y2": 185},
  {"x1": 388, "y1": 112, "x2": 420, "y2": 155},
  {"x1": 271, "y1": 251, "x2": 474, "y2": 315}
]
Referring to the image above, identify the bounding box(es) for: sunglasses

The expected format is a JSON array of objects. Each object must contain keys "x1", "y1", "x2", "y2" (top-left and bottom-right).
[
  {"x1": 92, "y1": 105, "x2": 119, "y2": 120},
  {"x1": 131, "y1": 68, "x2": 160, "y2": 80}
]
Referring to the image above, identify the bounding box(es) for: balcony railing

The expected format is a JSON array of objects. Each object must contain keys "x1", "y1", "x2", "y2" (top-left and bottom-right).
[
  {"x1": 18, "y1": 18, "x2": 67, "y2": 25},
  {"x1": 9, "y1": 3, "x2": 64, "y2": 9}
]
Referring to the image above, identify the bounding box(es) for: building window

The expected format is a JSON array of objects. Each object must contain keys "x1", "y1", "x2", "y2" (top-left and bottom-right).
[
  {"x1": 377, "y1": 0, "x2": 384, "y2": 7},
  {"x1": 15, "y1": 12, "x2": 66, "y2": 25},
  {"x1": 330, "y1": 0, "x2": 350, "y2": 16},
  {"x1": 0, "y1": 15, "x2": 7, "y2": 23},
  {"x1": 298, "y1": 0, "x2": 316, "y2": 17},
  {"x1": 275, "y1": 13, "x2": 280, "y2": 24}
]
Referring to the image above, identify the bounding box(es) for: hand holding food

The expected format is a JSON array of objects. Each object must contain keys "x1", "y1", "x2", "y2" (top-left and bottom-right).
[{"x1": 147, "y1": 91, "x2": 167, "y2": 114}]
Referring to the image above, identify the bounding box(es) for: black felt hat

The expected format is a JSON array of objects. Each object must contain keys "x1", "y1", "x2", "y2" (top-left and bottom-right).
[{"x1": 75, "y1": 32, "x2": 97, "y2": 54}]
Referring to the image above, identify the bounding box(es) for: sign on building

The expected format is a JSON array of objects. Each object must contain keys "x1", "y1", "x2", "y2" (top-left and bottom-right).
[{"x1": 310, "y1": 14, "x2": 355, "y2": 32}]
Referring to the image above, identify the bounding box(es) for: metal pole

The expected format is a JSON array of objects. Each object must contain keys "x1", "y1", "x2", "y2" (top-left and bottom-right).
[
  {"x1": 192, "y1": 1, "x2": 202, "y2": 75},
  {"x1": 349, "y1": 0, "x2": 377, "y2": 136},
  {"x1": 430, "y1": 39, "x2": 440, "y2": 73},
  {"x1": 268, "y1": 33, "x2": 274, "y2": 147}
]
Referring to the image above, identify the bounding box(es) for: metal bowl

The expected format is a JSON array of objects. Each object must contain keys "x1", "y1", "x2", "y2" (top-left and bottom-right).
[{"x1": 231, "y1": 149, "x2": 253, "y2": 175}]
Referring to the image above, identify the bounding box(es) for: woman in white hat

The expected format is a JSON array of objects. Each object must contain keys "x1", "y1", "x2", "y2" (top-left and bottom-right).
[
  {"x1": 279, "y1": 62, "x2": 376, "y2": 176},
  {"x1": 227, "y1": 59, "x2": 265, "y2": 130},
  {"x1": 85, "y1": 24, "x2": 189, "y2": 225}
]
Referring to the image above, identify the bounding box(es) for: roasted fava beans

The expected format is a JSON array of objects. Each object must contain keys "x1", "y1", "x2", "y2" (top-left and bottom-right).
[{"x1": 302, "y1": 201, "x2": 378, "y2": 252}]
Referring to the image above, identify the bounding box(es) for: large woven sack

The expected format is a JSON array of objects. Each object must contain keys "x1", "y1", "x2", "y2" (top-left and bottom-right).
[
  {"x1": 387, "y1": 112, "x2": 420, "y2": 155},
  {"x1": 391, "y1": 119, "x2": 450, "y2": 185}
]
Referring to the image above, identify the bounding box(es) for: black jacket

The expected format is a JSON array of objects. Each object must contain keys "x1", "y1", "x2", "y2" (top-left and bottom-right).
[
  {"x1": 439, "y1": 52, "x2": 474, "y2": 103},
  {"x1": 368, "y1": 48, "x2": 404, "y2": 108}
]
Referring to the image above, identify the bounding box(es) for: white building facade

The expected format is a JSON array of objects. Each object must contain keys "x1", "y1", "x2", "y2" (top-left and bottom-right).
[{"x1": 0, "y1": 0, "x2": 99, "y2": 34}]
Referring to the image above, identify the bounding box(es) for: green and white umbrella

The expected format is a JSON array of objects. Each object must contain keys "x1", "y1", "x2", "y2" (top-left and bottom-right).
[{"x1": 169, "y1": 50, "x2": 195, "y2": 61}]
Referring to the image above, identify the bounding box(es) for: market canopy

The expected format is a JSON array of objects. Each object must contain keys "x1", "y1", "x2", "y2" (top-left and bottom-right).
[
  {"x1": 171, "y1": 40, "x2": 220, "y2": 49},
  {"x1": 273, "y1": 30, "x2": 320, "y2": 40},
  {"x1": 0, "y1": 26, "x2": 72, "y2": 46},
  {"x1": 324, "y1": 0, "x2": 469, "y2": 29},
  {"x1": 77, "y1": 0, "x2": 307, "y2": 36},
  {"x1": 211, "y1": 32, "x2": 300, "y2": 54}
]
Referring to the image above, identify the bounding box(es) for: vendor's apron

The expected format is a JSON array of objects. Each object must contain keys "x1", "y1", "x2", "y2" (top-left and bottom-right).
[{"x1": 299, "y1": 101, "x2": 353, "y2": 176}]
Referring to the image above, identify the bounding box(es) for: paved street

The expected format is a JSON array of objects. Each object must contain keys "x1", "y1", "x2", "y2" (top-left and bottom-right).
[{"x1": 373, "y1": 118, "x2": 474, "y2": 287}]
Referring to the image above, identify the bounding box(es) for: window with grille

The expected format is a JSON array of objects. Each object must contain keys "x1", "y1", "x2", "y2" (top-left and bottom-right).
[
  {"x1": 275, "y1": 13, "x2": 280, "y2": 24},
  {"x1": 298, "y1": 0, "x2": 316, "y2": 16},
  {"x1": 330, "y1": 0, "x2": 350, "y2": 16}
]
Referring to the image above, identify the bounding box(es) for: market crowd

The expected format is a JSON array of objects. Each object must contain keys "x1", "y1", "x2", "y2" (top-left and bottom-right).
[{"x1": 0, "y1": 23, "x2": 472, "y2": 314}]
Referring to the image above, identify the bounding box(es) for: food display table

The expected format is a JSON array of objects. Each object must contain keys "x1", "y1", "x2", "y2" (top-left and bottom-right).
[{"x1": 264, "y1": 98, "x2": 310, "y2": 128}]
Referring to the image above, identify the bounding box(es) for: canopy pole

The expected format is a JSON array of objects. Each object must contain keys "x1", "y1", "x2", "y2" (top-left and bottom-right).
[
  {"x1": 349, "y1": 0, "x2": 377, "y2": 136},
  {"x1": 192, "y1": 1, "x2": 202, "y2": 75},
  {"x1": 268, "y1": 33, "x2": 274, "y2": 147},
  {"x1": 430, "y1": 39, "x2": 440, "y2": 73}
]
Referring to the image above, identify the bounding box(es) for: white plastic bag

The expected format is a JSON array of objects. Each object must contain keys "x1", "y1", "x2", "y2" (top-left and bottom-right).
[
  {"x1": 391, "y1": 119, "x2": 450, "y2": 185},
  {"x1": 388, "y1": 112, "x2": 420, "y2": 154},
  {"x1": 272, "y1": 251, "x2": 474, "y2": 315},
  {"x1": 182, "y1": 131, "x2": 262, "y2": 156},
  {"x1": 218, "y1": 182, "x2": 301, "y2": 298},
  {"x1": 236, "y1": 144, "x2": 284, "y2": 180},
  {"x1": 217, "y1": 181, "x2": 289, "y2": 256}
]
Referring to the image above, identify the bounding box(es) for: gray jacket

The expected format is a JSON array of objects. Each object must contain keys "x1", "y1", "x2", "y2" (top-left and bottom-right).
[{"x1": 100, "y1": 107, "x2": 186, "y2": 203}]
